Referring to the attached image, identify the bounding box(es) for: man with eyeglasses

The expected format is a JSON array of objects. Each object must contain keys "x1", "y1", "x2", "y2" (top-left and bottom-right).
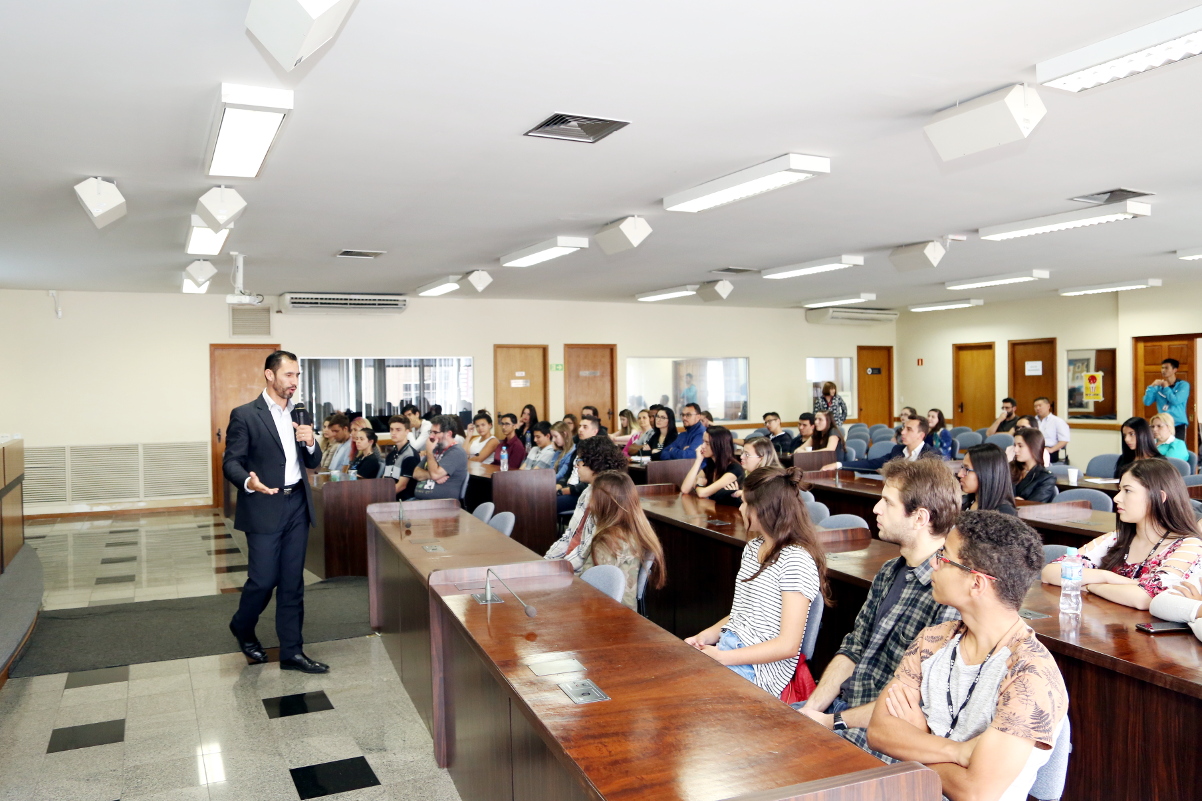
[
  {"x1": 797, "y1": 457, "x2": 961, "y2": 758},
  {"x1": 412, "y1": 415, "x2": 469, "y2": 501},
  {"x1": 659, "y1": 403, "x2": 705, "y2": 460},
  {"x1": 868, "y1": 511, "x2": 1067, "y2": 801}
]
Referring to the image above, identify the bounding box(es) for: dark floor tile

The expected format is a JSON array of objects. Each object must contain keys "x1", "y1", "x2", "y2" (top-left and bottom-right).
[
  {"x1": 100, "y1": 555, "x2": 137, "y2": 565},
  {"x1": 25, "y1": 534, "x2": 46, "y2": 540},
  {"x1": 207, "y1": 548, "x2": 241, "y2": 556},
  {"x1": 105, "y1": 541, "x2": 138, "y2": 548},
  {"x1": 262, "y1": 691, "x2": 334, "y2": 719},
  {"x1": 109, "y1": 528, "x2": 139, "y2": 534},
  {"x1": 201, "y1": 533, "x2": 233, "y2": 540},
  {"x1": 290, "y1": 756, "x2": 379, "y2": 800},
  {"x1": 214, "y1": 564, "x2": 248, "y2": 574},
  {"x1": 46, "y1": 719, "x2": 125, "y2": 753},
  {"x1": 95, "y1": 575, "x2": 136, "y2": 585},
  {"x1": 65, "y1": 665, "x2": 129, "y2": 689},
  {"x1": 220, "y1": 587, "x2": 243, "y2": 594}
]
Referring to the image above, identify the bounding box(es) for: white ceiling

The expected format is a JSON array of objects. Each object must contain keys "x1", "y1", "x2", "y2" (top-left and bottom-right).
[{"x1": 2, "y1": 1, "x2": 1201, "y2": 309}]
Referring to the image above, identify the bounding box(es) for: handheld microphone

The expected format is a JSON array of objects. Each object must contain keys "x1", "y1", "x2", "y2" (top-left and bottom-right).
[
  {"x1": 291, "y1": 402, "x2": 312, "y2": 427},
  {"x1": 485, "y1": 568, "x2": 537, "y2": 617}
]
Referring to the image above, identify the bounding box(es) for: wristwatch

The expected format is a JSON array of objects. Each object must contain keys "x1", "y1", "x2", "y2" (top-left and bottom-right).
[{"x1": 832, "y1": 712, "x2": 848, "y2": 731}]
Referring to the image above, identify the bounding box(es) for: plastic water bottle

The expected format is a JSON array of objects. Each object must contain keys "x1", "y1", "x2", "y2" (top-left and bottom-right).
[
  {"x1": 1059, "y1": 547, "x2": 1083, "y2": 614},
  {"x1": 500, "y1": 446, "x2": 509, "y2": 471}
]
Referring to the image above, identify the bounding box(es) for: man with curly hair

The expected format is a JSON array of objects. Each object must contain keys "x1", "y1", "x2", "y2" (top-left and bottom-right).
[{"x1": 544, "y1": 436, "x2": 627, "y2": 571}]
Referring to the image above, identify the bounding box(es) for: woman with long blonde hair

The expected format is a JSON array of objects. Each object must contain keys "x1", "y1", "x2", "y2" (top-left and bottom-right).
[{"x1": 581, "y1": 471, "x2": 667, "y2": 608}]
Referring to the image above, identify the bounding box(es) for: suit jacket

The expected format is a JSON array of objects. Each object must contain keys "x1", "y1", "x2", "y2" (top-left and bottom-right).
[
  {"x1": 842, "y1": 442, "x2": 934, "y2": 472},
  {"x1": 223, "y1": 396, "x2": 322, "y2": 535}
]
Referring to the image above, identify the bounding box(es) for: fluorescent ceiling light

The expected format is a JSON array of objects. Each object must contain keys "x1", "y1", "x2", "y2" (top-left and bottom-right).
[
  {"x1": 945, "y1": 269, "x2": 1050, "y2": 290},
  {"x1": 417, "y1": 275, "x2": 462, "y2": 297},
  {"x1": 186, "y1": 215, "x2": 230, "y2": 256},
  {"x1": 1037, "y1": 7, "x2": 1202, "y2": 92},
  {"x1": 762, "y1": 255, "x2": 863, "y2": 280},
  {"x1": 1177, "y1": 247, "x2": 1202, "y2": 260},
  {"x1": 500, "y1": 236, "x2": 588, "y2": 267},
  {"x1": 803, "y1": 293, "x2": 875, "y2": 309},
  {"x1": 245, "y1": 0, "x2": 356, "y2": 71},
  {"x1": 1059, "y1": 278, "x2": 1161, "y2": 296},
  {"x1": 663, "y1": 153, "x2": 830, "y2": 213},
  {"x1": 909, "y1": 299, "x2": 984, "y2": 312},
  {"x1": 636, "y1": 285, "x2": 699, "y2": 302},
  {"x1": 182, "y1": 277, "x2": 210, "y2": 294},
  {"x1": 978, "y1": 200, "x2": 1149, "y2": 241},
  {"x1": 73, "y1": 177, "x2": 127, "y2": 229},
  {"x1": 207, "y1": 84, "x2": 294, "y2": 178}
]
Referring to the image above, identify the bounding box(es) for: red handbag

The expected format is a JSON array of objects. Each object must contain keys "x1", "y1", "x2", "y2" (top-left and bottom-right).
[{"x1": 779, "y1": 652, "x2": 817, "y2": 704}]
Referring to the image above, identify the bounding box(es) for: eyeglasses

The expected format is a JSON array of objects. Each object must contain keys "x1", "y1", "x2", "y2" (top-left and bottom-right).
[
  {"x1": 574, "y1": 459, "x2": 583, "y2": 466},
  {"x1": 932, "y1": 547, "x2": 997, "y2": 581},
  {"x1": 956, "y1": 465, "x2": 975, "y2": 475}
]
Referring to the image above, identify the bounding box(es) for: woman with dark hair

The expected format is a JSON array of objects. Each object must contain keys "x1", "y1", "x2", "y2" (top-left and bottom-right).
[
  {"x1": 682, "y1": 426, "x2": 744, "y2": 505},
  {"x1": 815, "y1": 382, "x2": 848, "y2": 429},
  {"x1": 562, "y1": 413, "x2": 579, "y2": 443},
  {"x1": 1044, "y1": 459, "x2": 1202, "y2": 610},
  {"x1": 807, "y1": 410, "x2": 845, "y2": 462},
  {"x1": 516, "y1": 404, "x2": 539, "y2": 448},
  {"x1": 925, "y1": 409, "x2": 954, "y2": 460},
  {"x1": 640, "y1": 406, "x2": 678, "y2": 459},
  {"x1": 349, "y1": 427, "x2": 383, "y2": 479},
  {"x1": 958, "y1": 444, "x2": 1017, "y2": 516},
  {"x1": 685, "y1": 466, "x2": 828, "y2": 699},
  {"x1": 1115, "y1": 416, "x2": 1163, "y2": 477},
  {"x1": 1011, "y1": 427, "x2": 1057, "y2": 502},
  {"x1": 575, "y1": 471, "x2": 667, "y2": 609},
  {"x1": 466, "y1": 412, "x2": 499, "y2": 463}
]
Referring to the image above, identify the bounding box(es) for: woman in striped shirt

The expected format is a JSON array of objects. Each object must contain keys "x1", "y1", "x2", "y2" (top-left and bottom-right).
[{"x1": 685, "y1": 466, "x2": 829, "y2": 697}]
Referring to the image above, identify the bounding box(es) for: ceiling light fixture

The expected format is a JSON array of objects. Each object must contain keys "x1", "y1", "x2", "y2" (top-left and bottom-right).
[
  {"x1": 945, "y1": 269, "x2": 1050, "y2": 290},
  {"x1": 1059, "y1": 278, "x2": 1161, "y2": 296},
  {"x1": 978, "y1": 200, "x2": 1150, "y2": 241},
  {"x1": 696, "y1": 280, "x2": 734, "y2": 302},
  {"x1": 73, "y1": 177, "x2": 127, "y2": 229},
  {"x1": 1037, "y1": 7, "x2": 1202, "y2": 93},
  {"x1": 195, "y1": 187, "x2": 247, "y2": 232},
  {"x1": 762, "y1": 255, "x2": 864, "y2": 280},
  {"x1": 464, "y1": 270, "x2": 492, "y2": 292},
  {"x1": 924, "y1": 85, "x2": 1047, "y2": 161},
  {"x1": 416, "y1": 276, "x2": 463, "y2": 297},
  {"x1": 186, "y1": 215, "x2": 231, "y2": 256},
  {"x1": 185, "y1": 260, "x2": 218, "y2": 288},
  {"x1": 1177, "y1": 247, "x2": 1202, "y2": 260},
  {"x1": 663, "y1": 153, "x2": 830, "y2": 213},
  {"x1": 803, "y1": 293, "x2": 876, "y2": 309},
  {"x1": 594, "y1": 216, "x2": 652, "y2": 255},
  {"x1": 206, "y1": 84, "x2": 294, "y2": 179},
  {"x1": 889, "y1": 241, "x2": 946, "y2": 272},
  {"x1": 909, "y1": 299, "x2": 984, "y2": 312},
  {"x1": 500, "y1": 236, "x2": 589, "y2": 267},
  {"x1": 636, "y1": 285, "x2": 699, "y2": 303},
  {"x1": 245, "y1": 0, "x2": 356, "y2": 71},
  {"x1": 182, "y1": 277, "x2": 209, "y2": 294}
]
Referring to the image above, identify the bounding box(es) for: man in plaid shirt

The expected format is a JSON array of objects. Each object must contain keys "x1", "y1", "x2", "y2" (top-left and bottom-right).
[{"x1": 798, "y1": 457, "x2": 961, "y2": 757}]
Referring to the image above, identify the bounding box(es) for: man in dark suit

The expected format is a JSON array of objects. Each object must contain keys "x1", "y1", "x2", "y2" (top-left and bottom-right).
[
  {"x1": 224, "y1": 350, "x2": 327, "y2": 673},
  {"x1": 821, "y1": 417, "x2": 934, "y2": 472}
]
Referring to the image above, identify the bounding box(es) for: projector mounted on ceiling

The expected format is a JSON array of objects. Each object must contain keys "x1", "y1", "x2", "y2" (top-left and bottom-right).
[{"x1": 805, "y1": 307, "x2": 899, "y2": 326}]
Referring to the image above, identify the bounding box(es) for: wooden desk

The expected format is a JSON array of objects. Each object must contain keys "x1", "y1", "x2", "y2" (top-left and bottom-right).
[
  {"x1": 464, "y1": 463, "x2": 559, "y2": 554},
  {"x1": 791, "y1": 450, "x2": 836, "y2": 472},
  {"x1": 305, "y1": 474, "x2": 398, "y2": 578},
  {"x1": 1056, "y1": 476, "x2": 1120, "y2": 497},
  {"x1": 1, "y1": 439, "x2": 25, "y2": 573}
]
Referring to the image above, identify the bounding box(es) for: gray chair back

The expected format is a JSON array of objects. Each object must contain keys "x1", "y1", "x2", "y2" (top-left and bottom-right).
[
  {"x1": 1030, "y1": 717, "x2": 1072, "y2": 801},
  {"x1": 1188, "y1": 451, "x2": 1199, "y2": 474},
  {"x1": 1054, "y1": 488, "x2": 1113, "y2": 512},
  {"x1": 1167, "y1": 457, "x2": 1191, "y2": 477},
  {"x1": 847, "y1": 433, "x2": 870, "y2": 447},
  {"x1": 985, "y1": 433, "x2": 1013, "y2": 449},
  {"x1": 975, "y1": 427, "x2": 989, "y2": 440},
  {"x1": 949, "y1": 426, "x2": 972, "y2": 440},
  {"x1": 1085, "y1": 454, "x2": 1120, "y2": 478},
  {"x1": 955, "y1": 432, "x2": 983, "y2": 453},
  {"x1": 1184, "y1": 474, "x2": 1202, "y2": 487},
  {"x1": 472, "y1": 502, "x2": 495, "y2": 523},
  {"x1": 846, "y1": 442, "x2": 863, "y2": 461},
  {"x1": 867, "y1": 441, "x2": 895, "y2": 460},
  {"x1": 871, "y1": 430, "x2": 895, "y2": 444},
  {"x1": 801, "y1": 594, "x2": 825, "y2": 662},
  {"x1": 846, "y1": 423, "x2": 869, "y2": 435},
  {"x1": 804, "y1": 501, "x2": 830, "y2": 524},
  {"x1": 819, "y1": 514, "x2": 869, "y2": 530},
  {"x1": 1191, "y1": 499, "x2": 1202, "y2": 519},
  {"x1": 749, "y1": 427, "x2": 769, "y2": 439},
  {"x1": 581, "y1": 564, "x2": 626, "y2": 603},
  {"x1": 488, "y1": 511, "x2": 515, "y2": 537},
  {"x1": 636, "y1": 551, "x2": 656, "y2": 615},
  {"x1": 799, "y1": 489, "x2": 815, "y2": 503},
  {"x1": 1042, "y1": 544, "x2": 1070, "y2": 566},
  {"x1": 1049, "y1": 463, "x2": 1071, "y2": 478},
  {"x1": 868, "y1": 424, "x2": 892, "y2": 437}
]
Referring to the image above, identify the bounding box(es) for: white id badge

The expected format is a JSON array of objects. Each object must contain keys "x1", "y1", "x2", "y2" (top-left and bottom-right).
[
  {"x1": 422, "y1": 480, "x2": 435, "y2": 491},
  {"x1": 383, "y1": 465, "x2": 401, "y2": 479}
]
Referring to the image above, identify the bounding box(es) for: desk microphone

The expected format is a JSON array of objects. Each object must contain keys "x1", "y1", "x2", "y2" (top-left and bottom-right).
[
  {"x1": 485, "y1": 568, "x2": 537, "y2": 617},
  {"x1": 291, "y1": 402, "x2": 312, "y2": 427}
]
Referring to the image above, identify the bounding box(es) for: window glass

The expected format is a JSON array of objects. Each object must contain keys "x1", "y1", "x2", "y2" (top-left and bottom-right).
[
  {"x1": 805, "y1": 357, "x2": 854, "y2": 412},
  {"x1": 625, "y1": 358, "x2": 749, "y2": 420},
  {"x1": 300, "y1": 357, "x2": 473, "y2": 429}
]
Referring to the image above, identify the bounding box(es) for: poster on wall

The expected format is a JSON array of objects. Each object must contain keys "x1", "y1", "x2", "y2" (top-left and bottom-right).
[
  {"x1": 1083, "y1": 372, "x2": 1104, "y2": 403},
  {"x1": 1067, "y1": 356, "x2": 1093, "y2": 412}
]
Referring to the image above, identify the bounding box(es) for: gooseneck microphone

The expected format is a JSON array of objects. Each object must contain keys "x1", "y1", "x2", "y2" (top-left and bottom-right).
[
  {"x1": 485, "y1": 568, "x2": 537, "y2": 617},
  {"x1": 291, "y1": 402, "x2": 312, "y2": 427}
]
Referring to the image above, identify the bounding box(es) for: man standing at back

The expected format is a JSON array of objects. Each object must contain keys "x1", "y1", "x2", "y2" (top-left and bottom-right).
[
  {"x1": 412, "y1": 415, "x2": 468, "y2": 501},
  {"x1": 224, "y1": 350, "x2": 328, "y2": 674},
  {"x1": 1144, "y1": 358, "x2": 1191, "y2": 442},
  {"x1": 798, "y1": 457, "x2": 961, "y2": 756}
]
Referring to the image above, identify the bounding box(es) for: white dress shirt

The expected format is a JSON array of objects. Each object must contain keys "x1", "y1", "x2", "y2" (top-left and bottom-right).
[
  {"x1": 409, "y1": 419, "x2": 433, "y2": 451},
  {"x1": 903, "y1": 443, "x2": 924, "y2": 461},
  {"x1": 245, "y1": 389, "x2": 317, "y2": 492},
  {"x1": 1037, "y1": 412, "x2": 1071, "y2": 447}
]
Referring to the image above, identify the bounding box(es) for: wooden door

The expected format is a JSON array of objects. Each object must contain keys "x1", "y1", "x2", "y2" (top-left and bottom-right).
[
  {"x1": 564, "y1": 345, "x2": 617, "y2": 430},
  {"x1": 493, "y1": 345, "x2": 548, "y2": 422},
  {"x1": 210, "y1": 344, "x2": 279, "y2": 508},
  {"x1": 855, "y1": 346, "x2": 892, "y2": 425},
  {"x1": 1134, "y1": 335, "x2": 1197, "y2": 452},
  {"x1": 952, "y1": 343, "x2": 996, "y2": 430},
  {"x1": 1008, "y1": 338, "x2": 1057, "y2": 417}
]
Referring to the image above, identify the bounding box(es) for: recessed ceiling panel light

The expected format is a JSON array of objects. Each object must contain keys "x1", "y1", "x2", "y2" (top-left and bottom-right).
[
  {"x1": 417, "y1": 275, "x2": 462, "y2": 297},
  {"x1": 762, "y1": 255, "x2": 863, "y2": 280},
  {"x1": 636, "y1": 285, "x2": 699, "y2": 302},
  {"x1": 909, "y1": 299, "x2": 984, "y2": 312},
  {"x1": 73, "y1": 177, "x2": 127, "y2": 229},
  {"x1": 1037, "y1": 7, "x2": 1202, "y2": 92},
  {"x1": 945, "y1": 269, "x2": 1050, "y2": 290},
  {"x1": 207, "y1": 84, "x2": 294, "y2": 178},
  {"x1": 1177, "y1": 247, "x2": 1202, "y2": 260},
  {"x1": 245, "y1": 0, "x2": 356, "y2": 71},
  {"x1": 978, "y1": 200, "x2": 1150, "y2": 241},
  {"x1": 663, "y1": 153, "x2": 830, "y2": 213},
  {"x1": 186, "y1": 215, "x2": 230, "y2": 256},
  {"x1": 803, "y1": 293, "x2": 876, "y2": 309},
  {"x1": 1059, "y1": 278, "x2": 1161, "y2": 296},
  {"x1": 500, "y1": 236, "x2": 589, "y2": 267},
  {"x1": 924, "y1": 85, "x2": 1046, "y2": 161},
  {"x1": 195, "y1": 187, "x2": 247, "y2": 232}
]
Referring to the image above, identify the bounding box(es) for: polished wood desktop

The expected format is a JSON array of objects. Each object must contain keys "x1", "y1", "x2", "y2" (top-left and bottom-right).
[
  {"x1": 0, "y1": 438, "x2": 25, "y2": 573},
  {"x1": 626, "y1": 458, "x2": 694, "y2": 488},
  {"x1": 303, "y1": 473, "x2": 397, "y2": 578},
  {"x1": 1055, "y1": 476, "x2": 1120, "y2": 497},
  {"x1": 465, "y1": 462, "x2": 559, "y2": 554}
]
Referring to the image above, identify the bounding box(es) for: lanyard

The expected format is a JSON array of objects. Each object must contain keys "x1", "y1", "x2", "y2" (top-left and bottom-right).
[
  {"x1": 942, "y1": 620, "x2": 1019, "y2": 738},
  {"x1": 1131, "y1": 532, "x2": 1170, "y2": 579}
]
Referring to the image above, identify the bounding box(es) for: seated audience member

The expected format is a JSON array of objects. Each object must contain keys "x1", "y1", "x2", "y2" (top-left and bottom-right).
[
  {"x1": 791, "y1": 413, "x2": 816, "y2": 453},
  {"x1": 349, "y1": 427, "x2": 383, "y2": 478},
  {"x1": 1115, "y1": 416, "x2": 1163, "y2": 477},
  {"x1": 322, "y1": 413, "x2": 352, "y2": 471},
  {"x1": 761, "y1": 412, "x2": 794, "y2": 454},
  {"x1": 520, "y1": 421, "x2": 556, "y2": 469},
  {"x1": 582, "y1": 405, "x2": 609, "y2": 437},
  {"x1": 1034, "y1": 396, "x2": 1070, "y2": 463},
  {"x1": 1150, "y1": 412, "x2": 1189, "y2": 461},
  {"x1": 618, "y1": 409, "x2": 654, "y2": 454},
  {"x1": 822, "y1": 417, "x2": 933, "y2": 472},
  {"x1": 412, "y1": 415, "x2": 469, "y2": 501},
  {"x1": 516, "y1": 403, "x2": 539, "y2": 449},
  {"x1": 465, "y1": 412, "x2": 499, "y2": 464},
  {"x1": 1043, "y1": 458, "x2": 1202, "y2": 609},
  {"x1": 959, "y1": 445, "x2": 1017, "y2": 516},
  {"x1": 682, "y1": 426, "x2": 744, "y2": 505},
  {"x1": 816, "y1": 382, "x2": 849, "y2": 428},
  {"x1": 557, "y1": 415, "x2": 604, "y2": 511},
  {"x1": 701, "y1": 410, "x2": 714, "y2": 426},
  {"x1": 1150, "y1": 574, "x2": 1202, "y2": 643},
  {"x1": 732, "y1": 437, "x2": 782, "y2": 500},
  {"x1": 807, "y1": 411, "x2": 844, "y2": 461},
  {"x1": 1012, "y1": 415, "x2": 1037, "y2": 430},
  {"x1": 1010, "y1": 428, "x2": 1056, "y2": 503},
  {"x1": 550, "y1": 422, "x2": 577, "y2": 485},
  {"x1": 660, "y1": 403, "x2": 705, "y2": 460},
  {"x1": 799, "y1": 458, "x2": 961, "y2": 753},
  {"x1": 349, "y1": 416, "x2": 371, "y2": 434},
  {"x1": 425, "y1": 404, "x2": 443, "y2": 420},
  {"x1": 402, "y1": 404, "x2": 432, "y2": 451},
  {"x1": 562, "y1": 413, "x2": 579, "y2": 443},
  {"x1": 638, "y1": 406, "x2": 677, "y2": 458},
  {"x1": 986, "y1": 398, "x2": 1020, "y2": 437},
  {"x1": 320, "y1": 415, "x2": 335, "y2": 455},
  {"x1": 868, "y1": 511, "x2": 1067, "y2": 801},
  {"x1": 893, "y1": 407, "x2": 918, "y2": 442},
  {"x1": 614, "y1": 409, "x2": 637, "y2": 442},
  {"x1": 926, "y1": 409, "x2": 954, "y2": 460},
  {"x1": 548, "y1": 435, "x2": 628, "y2": 531},
  {"x1": 384, "y1": 417, "x2": 420, "y2": 499},
  {"x1": 494, "y1": 413, "x2": 527, "y2": 469},
  {"x1": 686, "y1": 467, "x2": 828, "y2": 698},
  {"x1": 449, "y1": 412, "x2": 468, "y2": 446},
  {"x1": 545, "y1": 471, "x2": 665, "y2": 609}
]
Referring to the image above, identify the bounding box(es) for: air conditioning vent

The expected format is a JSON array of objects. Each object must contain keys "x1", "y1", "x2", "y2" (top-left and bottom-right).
[
  {"x1": 710, "y1": 267, "x2": 757, "y2": 277},
  {"x1": 24, "y1": 447, "x2": 67, "y2": 504},
  {"x1": 1070, "y1": 188, "x2": 1152, "y2": 205},
  {"x1": 280, "y1": 293, "x2": 408, "y2": 313},
  {"x1": 336, "y1": 250, "x2": 386, "y2": 259},
  {"x1": 524, "y1": 113, "x2": 629, "y2": 143},
  {"x1": 230, "y1": 304, "x2": 272, "y2": 335},
  {"x1": 142, "y1": 442, "x2": 210, "y2": 498},
  {"x1": 805, "y1": 307, "x2": 899, "y2": 326},
  {"x1": 70, "y1": 445, "x2": 140, "y2": 503}
]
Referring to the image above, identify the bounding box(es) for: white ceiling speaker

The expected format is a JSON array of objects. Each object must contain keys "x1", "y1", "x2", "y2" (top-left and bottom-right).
[
  {"x1": 185, "y1": 260, "x2": 218, "y2": 287},
  {"x1": 889, "y1": 241, "x2": 945, "y2": 272},
  {"x1": 697, "y1": 280, "x2": 733, "y2": 302},
  {"x1": 924, "y1": 85, "x2": 1047, "y2": 161},
  {"x1": 594, "y1": 216, "x2": 653, "y2": 255},
  {"x1": 464, "y1": 270, "x2": 493, "y2": 292},
  {"x1": 195, "y1": 187, "x2": 247, "y2": 232},
  {"x1": 245, "y1": 0, "x2": 357, "y2": 71},
  {"x1": 73, "y1": 177, "x2": 127, "y2": 229}
]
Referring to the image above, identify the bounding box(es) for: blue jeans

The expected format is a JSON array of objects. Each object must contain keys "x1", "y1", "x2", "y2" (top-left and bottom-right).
[
  {"x1": 717, "y1": 629, "x2": 756, "y2": 682},
  {"x1": 791, "y1": 696, "x2": 850, "y2": 713}
]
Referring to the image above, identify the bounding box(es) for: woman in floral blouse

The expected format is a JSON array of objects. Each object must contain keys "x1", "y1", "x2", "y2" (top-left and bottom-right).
[{"x1": 815, "y1": 382, "x2": 848, "y2": 429}]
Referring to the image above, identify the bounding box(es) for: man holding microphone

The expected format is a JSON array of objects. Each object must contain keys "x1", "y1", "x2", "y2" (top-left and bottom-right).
[{"x1": 224, "y1": 350, "x2": 328, "y2": 673}]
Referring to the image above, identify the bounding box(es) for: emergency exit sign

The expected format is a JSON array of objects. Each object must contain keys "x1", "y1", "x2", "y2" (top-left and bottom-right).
[{"x1": 551, "y1": 363, "x2": 564, "y2": 371}]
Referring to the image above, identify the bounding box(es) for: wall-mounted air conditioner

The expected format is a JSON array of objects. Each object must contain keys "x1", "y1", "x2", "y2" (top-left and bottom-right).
[
  {"x1": 280, "y1": 293, "x2": 408, "y2": 313},
  {"x1": 805, "y1": 307, "x2": 899, "y2": 326}
]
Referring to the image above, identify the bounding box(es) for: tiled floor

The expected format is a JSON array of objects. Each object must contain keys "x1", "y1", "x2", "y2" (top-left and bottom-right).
[{"x1": 0, "y1": 637, "x2": 461, "y2": 801}]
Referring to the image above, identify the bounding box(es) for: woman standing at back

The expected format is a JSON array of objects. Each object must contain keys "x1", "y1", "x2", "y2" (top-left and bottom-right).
[
  {"x1": 814, "y1": 382, "x2": 848, "y2": 429},
  {"x1": 578, "y1": 471, "x2": 666, "y2": 609}
]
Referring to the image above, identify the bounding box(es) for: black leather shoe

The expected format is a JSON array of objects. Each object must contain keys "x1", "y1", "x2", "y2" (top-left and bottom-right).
[
  {"x1": 230, "y1": 622, "x2": 268, "y2": 664},
  {"x1": 280, "y1": 653, "x2": 329, "y2": 674}
]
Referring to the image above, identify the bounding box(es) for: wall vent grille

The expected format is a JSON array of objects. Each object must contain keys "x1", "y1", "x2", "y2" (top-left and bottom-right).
[
  {"x1": 70, "y1": 445, "x2": 141, "y2": 503},
  {"x1": 230, "y1": 305, "x2": 272, "y2": 335},
  {"x1": 24, "y1": 447, "x2": 67, "y2": 504},
  {"x1": 22, "y1": 443, "x2": 211, "y2": 507},
  {"x1": 143, "y1": 442, "x2": 209, "y2": 498}
]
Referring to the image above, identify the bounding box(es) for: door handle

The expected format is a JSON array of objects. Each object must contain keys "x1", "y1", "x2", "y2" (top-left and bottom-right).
[
  {"x1": 958, "y1": 403, "x2": 963, "y2": 413},
  {"x1": 216, "y1": 428, "x2": 222, "y2": 443}
]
